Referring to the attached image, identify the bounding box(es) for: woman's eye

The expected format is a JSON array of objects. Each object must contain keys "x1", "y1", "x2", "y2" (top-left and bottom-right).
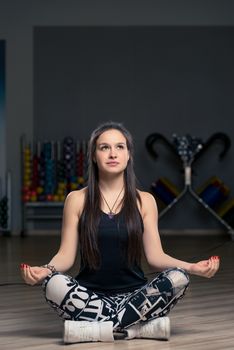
[
  {"x1": 99, "y1": 144, "x2": 126, "y2": 151},
  {"x1": 100, "y1": 145, "x2": 109, "y2": 151}
]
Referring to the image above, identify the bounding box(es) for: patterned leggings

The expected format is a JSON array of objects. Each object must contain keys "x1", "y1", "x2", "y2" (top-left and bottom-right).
[{"x1": 42, "y1": 267, "x2": 189, "y2": 330}]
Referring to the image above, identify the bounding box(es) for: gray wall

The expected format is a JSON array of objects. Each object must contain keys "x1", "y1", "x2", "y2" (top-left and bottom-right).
[
  {"x1": 1, "y1": 0, "x2": 234, "y2": 232},
  {"x1": 34, "y1": 26, "x2": 234, "y2": 229},
  {"x1": 0, "y1": 41, "x2": 6, "y2": 195}
]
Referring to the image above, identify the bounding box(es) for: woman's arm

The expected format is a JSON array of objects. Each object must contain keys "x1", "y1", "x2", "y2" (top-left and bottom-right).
[
  {"x1": 140, "y1": 191, "x2": 220, "y2": 278},
  {"x1": 47, "y1": 190, "x2": 84, "y2": 271},
  {"x1": 21, "y1": 189, "x2": 85, "y2": 285}
]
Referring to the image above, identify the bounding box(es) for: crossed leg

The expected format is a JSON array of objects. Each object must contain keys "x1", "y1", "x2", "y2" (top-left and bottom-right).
[{"x1": 43, "y1": 267, "x2": 189, "y2": 330}]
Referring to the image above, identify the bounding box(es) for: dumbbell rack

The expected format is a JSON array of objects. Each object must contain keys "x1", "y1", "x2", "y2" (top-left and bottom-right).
[
  {"x1": 159, "y1": 163, "x2": 234, "y2": 240},
  {"x1": 21, "y1": 136, "x2": 61, "y2": 236},
  {"x1": 0, "y1": 171, "x2": 12, "y2": 234},
  {"x1": 20, "y1": 135, "x2": 87, "y2": 236}
]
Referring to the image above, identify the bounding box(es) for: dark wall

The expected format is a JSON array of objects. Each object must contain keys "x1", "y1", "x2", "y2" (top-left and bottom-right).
[
  {"x1": 0, "y1": 40, "x2": 6, "y2": 193},
  {"x1": 34, "y1": 26, "x2": 234, "y2": 229}
]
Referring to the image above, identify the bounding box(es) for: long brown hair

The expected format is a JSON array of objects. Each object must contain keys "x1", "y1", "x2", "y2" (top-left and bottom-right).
[{"x1": 78, "y1": 121, "x2": 143, "y2": 270}]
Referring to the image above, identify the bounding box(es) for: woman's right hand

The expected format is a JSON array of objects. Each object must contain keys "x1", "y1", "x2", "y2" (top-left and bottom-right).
[{"x1": 20, "y1": 264, "x2": 51, "y2": 285}]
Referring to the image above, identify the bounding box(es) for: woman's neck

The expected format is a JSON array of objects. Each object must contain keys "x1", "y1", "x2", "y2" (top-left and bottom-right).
[
  {"x1": 98, "y1": 174, "x2": 124, "y2": 193},
  {"x1": 98, "y1": 174, "x2": 125, "y2": 215}
]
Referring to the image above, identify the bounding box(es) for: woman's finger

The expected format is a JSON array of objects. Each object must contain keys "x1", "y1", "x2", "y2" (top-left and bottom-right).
[
  {"x1": 28, "y1": 266, "x2": 40, "y2": 280},
  {"x1": 206, "y1": 256, "x2": 220, "y2": 278},
  {"x1": 211, "y1": 256, "x2": 220, "y2": 272},
  {"x1": 29, "y1": 266, "x2": 47, "y2": 282},
  {"x1": 20, "y1": 263, "x2": 29, "y2": 280},
  {"x1": 22, "y1": 264, "x2": 37, "y2": 285}
]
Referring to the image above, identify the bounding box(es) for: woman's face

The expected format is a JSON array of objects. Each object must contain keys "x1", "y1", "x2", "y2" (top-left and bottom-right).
[{"x1": 94, "y1": 129, "x2": 130, "y2": 175}]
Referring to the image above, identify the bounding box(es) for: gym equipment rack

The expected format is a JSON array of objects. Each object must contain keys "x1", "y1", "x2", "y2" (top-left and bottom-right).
[
  {"x1": 20, "y1": 135, "x2": 86, "y2": 236},
  {"x1": 21, "y1": 201, "x2": 63, "y2": 236},
  {"x1": 146, "y1": 133, "x2": 234, "y2": 240},
  {"x1": 158, "y1": 162, "x2": 234, "y2": 240}
]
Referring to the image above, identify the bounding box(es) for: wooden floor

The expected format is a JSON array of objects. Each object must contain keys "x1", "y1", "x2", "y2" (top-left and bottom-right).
[{"x1": 0, "y1": 232, "x2": 234, "y2": 350}]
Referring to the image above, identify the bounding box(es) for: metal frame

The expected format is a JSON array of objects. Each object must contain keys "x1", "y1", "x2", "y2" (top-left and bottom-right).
[
  {"x1": 159, "y1": 163, "x2": 234, "y2": 240},
  {"x1": 21, "y1": 201, "x2": 63, "y2": 236}
]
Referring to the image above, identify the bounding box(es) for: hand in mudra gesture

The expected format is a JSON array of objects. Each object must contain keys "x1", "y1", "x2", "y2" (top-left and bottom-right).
[
  {"x1": 20, "y1": 264, "x2": 51, "y2": 285},
  {"x1": 190, "y1": 256, "x2": 220, "y2": 278}
]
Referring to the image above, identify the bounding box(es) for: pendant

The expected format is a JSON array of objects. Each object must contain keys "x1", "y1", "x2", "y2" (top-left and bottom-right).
[{"x1": 108, "y1": 212, "x2": 114, "y2": 219}]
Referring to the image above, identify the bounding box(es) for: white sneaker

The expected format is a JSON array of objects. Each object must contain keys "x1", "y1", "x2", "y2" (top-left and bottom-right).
[
  {"x1": 125, "y1": 317, "x2": 170, "y2": 340},
  {"x1": 63, "y1": 320, "x2": 114, "y2": 343}
]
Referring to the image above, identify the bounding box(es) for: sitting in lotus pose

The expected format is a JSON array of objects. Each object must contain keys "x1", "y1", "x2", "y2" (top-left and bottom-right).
[{"x1": 20, "y1": 121, "x2": 220, "y2": 343}]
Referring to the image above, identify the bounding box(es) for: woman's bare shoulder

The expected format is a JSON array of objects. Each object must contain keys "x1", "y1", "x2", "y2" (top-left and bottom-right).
[
  {"x1": 66, "y1": 187, "x2": 87, "y2": 200},
  {"x1": 64, "y1": 187, "x2": 87, "y2": 216},
  {"x1": 137, "y1": 189, "x2": 157, "y2": 217},
  {"x1": 137, "y1": 189, "x2": 156, "y2": 205}
]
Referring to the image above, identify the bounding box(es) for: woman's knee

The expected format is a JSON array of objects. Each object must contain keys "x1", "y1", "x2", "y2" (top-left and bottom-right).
[
  {"x1": 166, "y1": 267, "x2": 190, "y2": 291},
  {"x1": 43, "y1": 272, "x2": 76, "y2": 306}
]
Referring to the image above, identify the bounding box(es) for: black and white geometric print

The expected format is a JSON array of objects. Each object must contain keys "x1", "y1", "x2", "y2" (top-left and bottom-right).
[{"x1": 43, "y1": 268, "x2": 189, "y2": 330}]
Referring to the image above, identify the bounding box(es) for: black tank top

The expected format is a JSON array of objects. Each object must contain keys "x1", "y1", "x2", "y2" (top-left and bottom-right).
[{"x1": 76, "y1": 210, "x2": 147, "y2": 294}]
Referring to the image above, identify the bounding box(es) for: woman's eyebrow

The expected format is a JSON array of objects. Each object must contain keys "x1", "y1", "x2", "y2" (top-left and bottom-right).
[
  {"x1": 97, "y1": 142, "x2": 109, "y2": 146},
  {"x1": 98, "y1": 142, "x2": 126, "y2": 146}
]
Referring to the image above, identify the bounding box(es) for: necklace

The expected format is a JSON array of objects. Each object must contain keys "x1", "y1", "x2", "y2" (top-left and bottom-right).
[{"x1": 100, "y1": 187, "x2": 124, "y2": 219}]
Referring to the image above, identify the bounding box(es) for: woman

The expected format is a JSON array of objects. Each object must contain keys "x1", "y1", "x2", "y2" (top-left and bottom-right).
[{"x1": 20, "y1": 121, "x2": 220, "y2": 343}]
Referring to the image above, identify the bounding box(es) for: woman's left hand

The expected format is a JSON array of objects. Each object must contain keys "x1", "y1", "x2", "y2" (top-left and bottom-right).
[{"x1": 189, "y1": 256, "x2": 220, "y2": 278}]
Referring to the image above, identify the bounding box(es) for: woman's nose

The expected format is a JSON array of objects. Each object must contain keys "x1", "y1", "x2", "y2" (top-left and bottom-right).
[{"x1": 109, "y1": 147, "x2": 117, "y2": 158}]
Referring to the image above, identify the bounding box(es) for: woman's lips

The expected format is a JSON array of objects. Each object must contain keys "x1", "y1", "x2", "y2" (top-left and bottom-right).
[{"x1": 106, "y1": 161, "x2": 119, "y2": 166}]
